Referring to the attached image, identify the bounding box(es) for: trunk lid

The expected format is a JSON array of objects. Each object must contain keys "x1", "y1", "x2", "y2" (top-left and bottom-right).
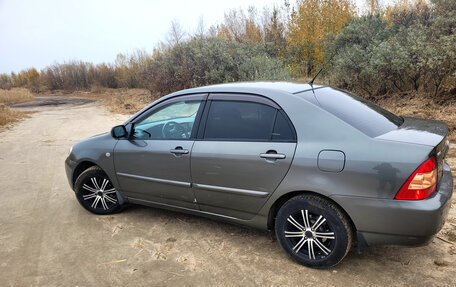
[
  {"x1": 376, "y1": 117, "x2": 448, "y2": 147},
  {"x1": 377, "y1": 116, "x2": 449, "y2": 180}
]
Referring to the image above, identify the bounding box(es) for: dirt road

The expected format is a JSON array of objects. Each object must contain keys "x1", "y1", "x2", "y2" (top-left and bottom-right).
[{"x1": 0, "y1": 98, "x2": 455, "y2": 286}]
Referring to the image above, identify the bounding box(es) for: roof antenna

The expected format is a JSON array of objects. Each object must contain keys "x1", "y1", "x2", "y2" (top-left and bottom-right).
[
  {"x1": 307, "y1": 51, "x2": 337, "y2": 90},
  {"x1": 308, "y1": 68, "x2": 323, "y2": 89}
]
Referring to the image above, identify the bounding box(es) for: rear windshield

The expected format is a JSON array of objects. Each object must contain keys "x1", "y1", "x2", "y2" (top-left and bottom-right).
[{"x1": 301, "y1": 88, "x2": 403, "y2": 137}]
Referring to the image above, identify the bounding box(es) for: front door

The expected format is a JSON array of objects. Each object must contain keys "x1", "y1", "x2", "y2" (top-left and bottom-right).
[
  {"x1": 113, "y1": 95, "x2": 205, "y2": 209},
  {"x1": 191, "y1": 97, "x2": 297, "y2": 219}
]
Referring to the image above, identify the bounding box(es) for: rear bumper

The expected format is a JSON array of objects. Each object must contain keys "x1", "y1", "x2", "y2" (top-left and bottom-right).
[{"x1": 332, "y1": 162, "x2": 453, "y2": 247}]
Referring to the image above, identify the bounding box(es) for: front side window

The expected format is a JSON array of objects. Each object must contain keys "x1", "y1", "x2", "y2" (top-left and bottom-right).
[
  {"x1": 133, "y1": 100, "x2": 202, "y2": 139},
  {"x1": 204, "y1": 101, "x2": 278, "y2": 141}
]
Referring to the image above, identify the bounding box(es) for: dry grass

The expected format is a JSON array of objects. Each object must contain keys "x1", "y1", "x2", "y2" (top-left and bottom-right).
[
  {"x1": 0, "y1": 104, "x2": 30, "y2": 127},
  {"x1": 0, "y1": 88, "x2": 35, "y2": 128},
  {"x1": 96, "y1": 88, "x2": 159, "y2": 114},
  {"x1": 44, "y1": 87, "x2": 159, "y2": 115},
  {"x1": 0, "y1": 88, "x2": 35, "y2": 105}
]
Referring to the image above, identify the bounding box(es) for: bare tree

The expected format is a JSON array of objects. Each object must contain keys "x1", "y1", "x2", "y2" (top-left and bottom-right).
[
  {"x1": 195, "y1": 15, "x2": 206, "y2": 38},
  {"x1": 366, "y1": 0, "x2": 381, "y2": 14},
  {"x1": 262, "y1": 6, "x2": 286, "y2": 47},
  {"x1": 223, "y1": 9, "x2": 246, "y2": 42},
  {"x1": 167, "y1": 19, "x2": 186, "y2": 47},
  {"x1": 207, "y1": 25, "x2": 218, "y2": 38}
]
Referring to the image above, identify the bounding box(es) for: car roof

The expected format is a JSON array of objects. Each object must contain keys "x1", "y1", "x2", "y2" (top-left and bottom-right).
[
  {"x1": 126, "y1": 82, "x2": 325, "y2": 124},
  {"x1": 172, "y1": 81, "x2": 323, "y2": 95}
]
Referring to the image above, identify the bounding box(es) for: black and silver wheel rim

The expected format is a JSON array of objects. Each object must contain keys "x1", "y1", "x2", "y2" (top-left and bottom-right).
[
  {"x1": 81, "y1": 176, "x2": 117, "y2": 211},
  {"x1": 284, "y1": 209, "x2": 335, "y2": 260}
]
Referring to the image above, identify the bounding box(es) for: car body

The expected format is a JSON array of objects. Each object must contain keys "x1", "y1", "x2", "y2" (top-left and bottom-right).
[{"x1": 65, "y1": 82, "x2": 453, "y2": 268}]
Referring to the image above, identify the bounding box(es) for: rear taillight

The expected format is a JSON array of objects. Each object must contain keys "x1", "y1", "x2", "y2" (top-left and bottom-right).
[{"x1": 395, "y1": 157, "x2": 437, "y2": 200}]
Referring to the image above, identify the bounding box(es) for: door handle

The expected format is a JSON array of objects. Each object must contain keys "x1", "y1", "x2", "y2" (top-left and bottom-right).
[
  {"x1": 170, "y1": 147, "x2": 189, "y2": 155},
  {"x1": 260, "y1": 152, "x2": 286, "y2": 160}
]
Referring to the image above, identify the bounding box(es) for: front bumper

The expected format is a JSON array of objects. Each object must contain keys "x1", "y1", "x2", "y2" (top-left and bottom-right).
[
  {"x1": 332, "y1": 162, "x2": 453, "y2": 247},
  {"x1": 65, "y1": 156, "x2": 77, "y2": 190}
]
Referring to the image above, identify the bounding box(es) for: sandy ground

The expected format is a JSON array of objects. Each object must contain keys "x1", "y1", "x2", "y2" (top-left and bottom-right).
[{"x1": 0, "y1": 98, "x2": 455, "y2": 287}]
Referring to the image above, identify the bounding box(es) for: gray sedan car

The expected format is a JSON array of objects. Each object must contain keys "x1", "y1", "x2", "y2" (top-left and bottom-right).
[{"x1": 65, "y1": 82, "x2": 453, "y2": 268}]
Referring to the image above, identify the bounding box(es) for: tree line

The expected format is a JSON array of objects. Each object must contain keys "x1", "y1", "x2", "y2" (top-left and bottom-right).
[{"x1": 0, "y1": 0, "x2": 454, "y2": 98}]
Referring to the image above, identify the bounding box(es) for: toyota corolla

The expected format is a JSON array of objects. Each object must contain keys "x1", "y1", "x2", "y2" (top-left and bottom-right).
[{"x1": 65, "y1": 82, "x2": 453, "y2": 268}]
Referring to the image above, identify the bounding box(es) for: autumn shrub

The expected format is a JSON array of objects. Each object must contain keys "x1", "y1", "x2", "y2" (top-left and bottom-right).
[
  {"x1": 327, "y1": 0, "x2": 456, "y2": 97},
  {"x1": 91, "y1": 63, "x2": 117, "y2": 88},
  {"x1": 41, "y1": 61, "x2": 92, "y2": 90},
  {"x1": 326, "y1": 15, "x2": 391, "y2": 96},
  {"x1": 144, "y1": 37, "x2": 291, "y2": 94},
  {"x1": 0, "y1": 74, "x2": 13, "y2": 89},
  {"x1": 4, "y1": 0, "x2": 455, "y2": 100},
  {"x1": 11, "y1": 68, "x2": 41, "y2": 92},
  {"x1": 114, "y1": 52, "x2": 148, "y2": 89}
]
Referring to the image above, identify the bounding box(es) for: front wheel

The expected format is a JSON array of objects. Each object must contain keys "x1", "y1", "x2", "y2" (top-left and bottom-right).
[
  {"x1": 74, "y1": 166, "x2": 123, "y2": 215},
  {"x1": 275, "y1": 195, "x2": 353, "y2": 268}
]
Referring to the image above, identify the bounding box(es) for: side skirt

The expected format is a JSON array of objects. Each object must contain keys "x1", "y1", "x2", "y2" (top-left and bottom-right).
[{"x1": 126, "y1": 196, "x2": 269, "y2": 230}]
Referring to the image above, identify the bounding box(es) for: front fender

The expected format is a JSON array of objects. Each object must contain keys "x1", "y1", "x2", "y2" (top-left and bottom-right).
[{"x1": 67, "y1": 133, "x2": 120, "y2": 190}]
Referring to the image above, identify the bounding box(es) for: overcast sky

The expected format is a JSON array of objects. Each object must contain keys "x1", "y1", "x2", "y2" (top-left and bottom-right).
[{"x1": 0, "y1": 0, "x2": 375, "y2": 74}]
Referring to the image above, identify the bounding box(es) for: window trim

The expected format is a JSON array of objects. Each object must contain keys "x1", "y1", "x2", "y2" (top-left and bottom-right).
[
  {"x1": 208, "y1": 93, "x2": 280, "y2": 109},
  {"x1": 197, "y1": 95, "x2": 297, "y2": 143},
  {"x1": 127, "y1": 93, "x2": 208, "y2": 141}
]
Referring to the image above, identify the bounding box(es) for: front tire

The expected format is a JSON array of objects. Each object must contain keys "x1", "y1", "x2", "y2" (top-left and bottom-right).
[
  {"x1": 275, "y1": 195, "x2": 352, "y2": 268},
  {"x1": 74, "y1": 166, "x2": 122, "y2": 215}
]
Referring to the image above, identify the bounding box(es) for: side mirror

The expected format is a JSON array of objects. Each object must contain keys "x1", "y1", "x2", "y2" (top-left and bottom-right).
[{"x1": 111, "y1": 125, "x2": 128, "y2": 139}]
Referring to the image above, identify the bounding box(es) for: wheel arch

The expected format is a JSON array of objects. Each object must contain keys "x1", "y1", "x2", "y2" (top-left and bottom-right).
[
  {"x1": 267, "y1": 190, "x2": 357, "y2": 235},
  {"x1": 72, "y1": 161, "x2": 98, "y2": 187}
]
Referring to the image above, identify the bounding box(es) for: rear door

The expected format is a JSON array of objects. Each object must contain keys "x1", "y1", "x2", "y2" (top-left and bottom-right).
[{"x1": 191, "y1": 94, "x2": 297, "y2": 220}]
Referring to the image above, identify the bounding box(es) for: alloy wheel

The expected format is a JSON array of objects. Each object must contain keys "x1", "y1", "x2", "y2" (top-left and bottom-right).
[
  {"x1": 284, "y1": 209, "x2": 335, "y2": 260},
  {"x1": 81, "y1": 176, "x2": 118, "y2": 211}
]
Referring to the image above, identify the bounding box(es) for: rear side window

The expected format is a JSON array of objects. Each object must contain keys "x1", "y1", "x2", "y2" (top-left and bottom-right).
[
  {"x1": 204, "y1": 101, "x2": 275, "y2": 140},
  {"x1": 272, "y1": 111, "x2": 295, "y2": 141},
  {"x1": 203, "y1": 100, "x2": 295, "y2": 141},
  {"x1": 311, "y1": 88, "x2": 403, "y2": 137}
]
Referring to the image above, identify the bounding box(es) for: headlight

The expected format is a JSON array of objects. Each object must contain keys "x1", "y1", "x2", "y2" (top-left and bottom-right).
[{"x1": 69, "y1": 145, "x2": 73, "y2": 155}]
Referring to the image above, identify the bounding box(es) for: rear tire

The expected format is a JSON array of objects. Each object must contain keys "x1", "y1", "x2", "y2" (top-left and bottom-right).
[
  {"x1": 74, "y1": 166, "x2": 123, "y2": 215},
  {"x1": 275, "y1": 195, "x2": 352, "y2": 268}
]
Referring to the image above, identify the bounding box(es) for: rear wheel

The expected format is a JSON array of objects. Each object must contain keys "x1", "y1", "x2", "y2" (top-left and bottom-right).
[
  {"x1": 275, "y1": 195, "x2": 352, "y2": 268},
  {"x1": 74, "y1": 166, "x2": 122, "y2": 214}
]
